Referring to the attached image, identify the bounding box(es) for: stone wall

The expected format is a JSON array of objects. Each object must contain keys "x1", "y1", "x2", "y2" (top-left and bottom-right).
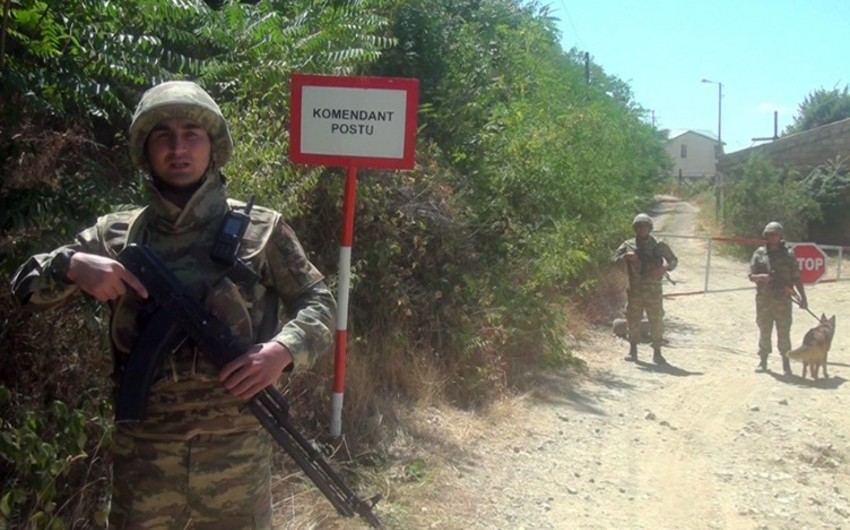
[{"x1": 717, "y1": 117, "x2": 850, "y2": 174}]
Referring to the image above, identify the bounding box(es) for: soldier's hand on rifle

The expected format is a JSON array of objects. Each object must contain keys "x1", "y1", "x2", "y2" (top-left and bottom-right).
[
  {"x1": 648, "y1": 264, "x2": 667, "y2": 280},
  {"x1": 67, "y1": 252, "x2": 149, "y2": 302},
  {"x1": 625, "y1": 251, "x2": 639, "y2": 263},
  {"x1": 219, "y1": 341, "x2": 294, "y2": 401}
]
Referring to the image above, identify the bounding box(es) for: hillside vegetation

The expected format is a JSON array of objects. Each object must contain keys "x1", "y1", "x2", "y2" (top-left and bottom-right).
[{"x1": 0, "y1": 1, "x2": 669, "y2": 527}]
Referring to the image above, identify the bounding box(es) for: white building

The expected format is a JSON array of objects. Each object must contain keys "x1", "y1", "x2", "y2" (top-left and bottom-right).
[{"x1": 665, "y1": 129, "x2": 722, "y2": 179}]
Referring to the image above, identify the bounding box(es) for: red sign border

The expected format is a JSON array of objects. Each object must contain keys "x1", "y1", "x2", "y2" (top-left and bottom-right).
[
  {"x1": 792, "y1": 242, "x2": 828, "y2": 284},
  {"x1": 289, "y1": 74, "x2": 419, "y2": 170}
]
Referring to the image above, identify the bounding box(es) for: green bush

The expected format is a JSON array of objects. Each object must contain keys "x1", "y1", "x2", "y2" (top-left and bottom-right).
[
  {"x1": 0, "y1": 386, "x2": 113, "y2": 529},
  {"x1": 803, "y1": 157, "x2": 850, "y2": 245},
  {"x1": 722, "y1": 154, "x2": 821, "y2": 241}
]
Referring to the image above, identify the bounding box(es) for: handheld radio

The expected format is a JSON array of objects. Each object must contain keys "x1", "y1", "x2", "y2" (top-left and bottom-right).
[{"x1": 211, "y1": 195, "x2": 255, "y2": 266}]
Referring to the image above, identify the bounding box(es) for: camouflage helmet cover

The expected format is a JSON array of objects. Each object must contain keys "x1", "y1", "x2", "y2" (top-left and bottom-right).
[
  {"x1": 763, "y1": 221, "x2": 783, "y2": 236},
  {"x1": 632, "y1": 213, "x2": 653, "y2": 230},
  {"x1": 129, "y1": 81, "x2": 233, "y2": 171}
]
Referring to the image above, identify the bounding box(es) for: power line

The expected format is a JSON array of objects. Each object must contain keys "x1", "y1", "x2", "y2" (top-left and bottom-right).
[{"x1": 557, "y1": 0, "x2": 585, "y2": 50}]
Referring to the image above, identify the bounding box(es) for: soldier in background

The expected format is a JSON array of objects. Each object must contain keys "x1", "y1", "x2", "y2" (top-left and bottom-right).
[
  {"x1": 613, "y1": 213, "x2": 678, "y2": 364},
  {"x1": 11, "y1": 81, "x2": 335, "y2": 529},
  {"x1": 748, "y1": 221, "x2": 807, "y2": 374}
]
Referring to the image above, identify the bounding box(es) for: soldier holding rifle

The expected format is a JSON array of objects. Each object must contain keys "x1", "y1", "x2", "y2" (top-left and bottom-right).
[
  {"x1": 613, "y1": 213, "x2": 678, "y2": 364},
  {"x1": 12, "y1": 81, "x2": 336, "y2": 529}
]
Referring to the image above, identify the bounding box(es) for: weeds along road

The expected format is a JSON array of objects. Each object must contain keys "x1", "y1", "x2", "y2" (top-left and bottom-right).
[{"x1": 281, "y1": 196, "x2": 850, "y2": 530}]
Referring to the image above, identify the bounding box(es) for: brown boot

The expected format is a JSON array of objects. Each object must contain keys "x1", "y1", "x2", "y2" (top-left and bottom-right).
[{"x1": 653, "y1": 346, "x2": 667, "y2": 365}]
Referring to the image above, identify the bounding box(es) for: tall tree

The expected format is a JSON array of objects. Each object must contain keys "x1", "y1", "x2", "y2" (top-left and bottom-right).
[{"x1": 785, "y1": 85, "x2": 850, "y2": 134}]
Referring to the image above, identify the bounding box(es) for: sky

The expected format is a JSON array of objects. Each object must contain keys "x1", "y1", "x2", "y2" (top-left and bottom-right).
[{"x1": 552, "y1": 0, "x2": 850, "y2": 154}]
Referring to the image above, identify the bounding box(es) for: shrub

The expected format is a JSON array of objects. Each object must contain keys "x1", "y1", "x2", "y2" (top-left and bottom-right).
[{"x1": 722, "y1": 154, "x2": 821, "y2": 242}]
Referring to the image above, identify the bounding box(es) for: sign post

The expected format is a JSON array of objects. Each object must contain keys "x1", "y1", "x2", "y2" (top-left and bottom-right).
[
  {"x1": 290, "y1": 74, "x2": 419, "y2": 436},
  {"x1": 792, "y1": 242, "x2": 827, "y2": 284}
]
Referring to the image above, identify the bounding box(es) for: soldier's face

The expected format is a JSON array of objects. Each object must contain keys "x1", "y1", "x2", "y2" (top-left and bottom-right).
[
  {"x1": 145, "y1": 118, "x2": 212, "y2": 189},
  {"x1": 634, "y1": 223, "x2": 651, "y2": 239},
  {"x1": 765, "y1": 232, "x2": 781, "y2": 247}
]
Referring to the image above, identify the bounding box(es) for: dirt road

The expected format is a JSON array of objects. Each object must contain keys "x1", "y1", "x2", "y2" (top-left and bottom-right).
[{"x1": 408, "y1": 197, "x2": 850, "y2": 530}]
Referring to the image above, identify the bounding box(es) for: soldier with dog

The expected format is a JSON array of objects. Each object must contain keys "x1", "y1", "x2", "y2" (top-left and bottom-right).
[{"x1": 748, "y1": 221, "x2": 808, "y2": 375}]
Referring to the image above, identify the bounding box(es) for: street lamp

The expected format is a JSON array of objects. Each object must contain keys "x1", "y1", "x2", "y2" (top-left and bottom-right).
[
  {"x1": 701, "y1": 78, "x2": 722, "y2": 146},
  {"x1": 701, "y1": 78, "x2": 724, "y2": 225}
]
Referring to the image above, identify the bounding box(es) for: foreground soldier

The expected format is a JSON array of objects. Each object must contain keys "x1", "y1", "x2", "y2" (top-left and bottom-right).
[
  {"x1": 613, "y1": 213, "x2": 678, "y2": 364},
  {"x1": 11, "y1": 81, "x2": 335, "y2": 528},
  {"x1": 748, "y1": 221, "x2": 806, "y2": 374}
]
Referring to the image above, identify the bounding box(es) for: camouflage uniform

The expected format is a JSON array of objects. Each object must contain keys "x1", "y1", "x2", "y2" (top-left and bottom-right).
[
  {"x1": 11, "y1": 81, "x2": 335, "y2": 529},
  {"x1": 613, "y1": 219, "x2": 677, "y2": 354},
  {"x1": 749, "y1": 242, "x2": 800, "y2": 359}
]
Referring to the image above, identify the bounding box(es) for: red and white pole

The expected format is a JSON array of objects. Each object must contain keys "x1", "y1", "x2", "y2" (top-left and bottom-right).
[{"x1": 330, "y1": 165, "x2": 358, "y2": 437}]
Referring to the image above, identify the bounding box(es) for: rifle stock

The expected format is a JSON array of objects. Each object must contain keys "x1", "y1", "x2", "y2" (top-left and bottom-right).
[{"x1": 116, "y1": 244, "x2": 382, "y2": 529}]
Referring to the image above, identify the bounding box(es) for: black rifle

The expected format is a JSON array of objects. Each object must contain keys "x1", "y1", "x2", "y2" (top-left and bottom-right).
[
  {"x1": 115, "y1": 244, "x2": 382, "y2": 529},
  {"x1": 618, "y1": 240, "x2": 676, "y2": 284}
]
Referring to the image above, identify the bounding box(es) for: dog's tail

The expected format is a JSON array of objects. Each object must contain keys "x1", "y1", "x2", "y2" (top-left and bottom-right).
[{"x1": 786, "y1": 344, "x2": 820, "y2": 361}]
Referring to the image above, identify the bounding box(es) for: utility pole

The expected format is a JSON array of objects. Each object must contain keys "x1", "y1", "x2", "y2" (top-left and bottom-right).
[
  {"x1": 701, "y1": 78, "x2": 722, "y2": 147},
  {"x1": 752, "y1": 111, "x2": 780, "y2": 142}
]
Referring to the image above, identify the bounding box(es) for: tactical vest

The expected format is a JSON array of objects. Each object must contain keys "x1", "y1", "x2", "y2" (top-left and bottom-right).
[
  {"x1": 752, "y1": 243, "x2": 798, "y2": 298},
  {"x1": 95, "y1": 193, "x2": 284, "y2": 440},
  {"x1": 624, "y1": 236, "x2": 665, "y2": 284}
]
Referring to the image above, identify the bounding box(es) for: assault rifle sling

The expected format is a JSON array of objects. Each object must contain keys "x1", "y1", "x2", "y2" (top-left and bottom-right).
[{"x1": 115, "y1": 244, "x2": 382, "y2": 529}]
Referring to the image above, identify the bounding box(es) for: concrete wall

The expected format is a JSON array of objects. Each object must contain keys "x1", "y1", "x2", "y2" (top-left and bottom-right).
[
  {"x1": 717, "y1": 117, "x2": 850, "y2": 174},
  {"x1": 666, "y1": 131, "x2": 718, "y2": 178}
]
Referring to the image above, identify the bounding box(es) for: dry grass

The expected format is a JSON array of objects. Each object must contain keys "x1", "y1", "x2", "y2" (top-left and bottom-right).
[{"x1": 271, "y1": 291, "x2": 608, "y2": 529}]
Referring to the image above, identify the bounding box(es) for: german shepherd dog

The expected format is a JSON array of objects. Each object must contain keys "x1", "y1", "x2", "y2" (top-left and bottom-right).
[{"x1": 786, "y1": 314, "x2": 836, "y2": 380}]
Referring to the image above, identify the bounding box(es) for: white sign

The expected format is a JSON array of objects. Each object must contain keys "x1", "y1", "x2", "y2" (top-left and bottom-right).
[{"x1": 300, "y1": 86, "x2": 407, "y2": 159}]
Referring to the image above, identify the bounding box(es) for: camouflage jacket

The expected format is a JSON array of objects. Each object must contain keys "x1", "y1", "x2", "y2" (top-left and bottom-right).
[
  {"x1": 749, "y1": 242, "x2": 800, "y2": 298},
  {"x1": 613, "y1": 235, "x2": 678, "y2": 285},
  {"x1": 11, "y1": 173, "x2": 335, "y2": 440}
]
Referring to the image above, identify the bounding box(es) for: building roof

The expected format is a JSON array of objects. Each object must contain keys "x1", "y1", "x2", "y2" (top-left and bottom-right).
[{"x1": 666, "y1": 129, "x2": 719, "y2": 143}]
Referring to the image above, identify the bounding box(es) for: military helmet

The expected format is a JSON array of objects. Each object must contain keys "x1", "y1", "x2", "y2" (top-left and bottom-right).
[
  {"x1": 129, "y1": 81, "x2": 233, "y2": 171},
  {"x1": 762, "y1": 221, "x2": 783, "y2": 236},
  {"x1": 632, "y1": 213, "x2": 653, "y2": 230}
]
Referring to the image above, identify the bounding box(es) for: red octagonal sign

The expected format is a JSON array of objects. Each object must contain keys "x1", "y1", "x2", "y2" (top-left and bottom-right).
[{"x1": 793, "y1": 243, "x2": 827, "y2": 284}]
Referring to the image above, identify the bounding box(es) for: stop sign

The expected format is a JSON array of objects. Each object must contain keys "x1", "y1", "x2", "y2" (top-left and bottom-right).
[{"x1": 793, "y1": 243, "x2": 827, "y2": 284}]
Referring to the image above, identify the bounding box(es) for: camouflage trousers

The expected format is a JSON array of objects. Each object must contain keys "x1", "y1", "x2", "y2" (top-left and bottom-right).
[
  {"x1": 109, "y1": 429, "x2": 273, "y2": 530},
  {"x1": 755, "y1": 293, "x2": 793, "y2": 357},
  {"x1": 626, "y1": 282, "x2": 665, "y2": 348}
]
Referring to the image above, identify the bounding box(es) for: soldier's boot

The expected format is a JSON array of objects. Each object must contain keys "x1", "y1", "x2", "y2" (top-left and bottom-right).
[
  {"x1": 652, "y1": 346, "x2": 667, "y2": 365},
  {"x1": 755, "y1": 354, "x2": 768, "y2": 373},
  {"x1": 624, "y1": 343, "x2": 638, "y2": 362},
  {"x1": 781, "y1": 354, "x2": 792, "y2": 376}
]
